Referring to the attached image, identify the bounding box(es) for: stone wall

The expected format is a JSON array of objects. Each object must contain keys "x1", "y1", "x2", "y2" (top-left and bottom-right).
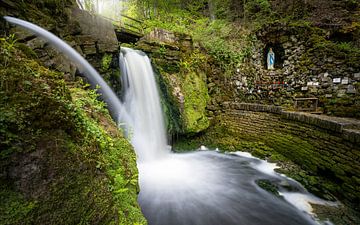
[
  {"x1": 208, "y1": 24, "x2": 360, "y2": 118},
  {"x1": 223, "y1": 110, "x2": 359, "y2": 208},
  {"x1": 174, "y1": 107, "x2": 360, "y2": 210},
  {"x1": 224, "y1": 102, "x2": 360, "y2": 143}
]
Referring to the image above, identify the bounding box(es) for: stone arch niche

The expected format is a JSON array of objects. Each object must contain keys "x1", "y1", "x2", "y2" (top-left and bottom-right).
[{"x1": 263, "y1": 43, "x2": 285, "y2": 70}]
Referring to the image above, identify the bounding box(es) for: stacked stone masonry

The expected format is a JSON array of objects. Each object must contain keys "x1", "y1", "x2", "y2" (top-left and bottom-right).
[{"x1": 217, "y1": 106, "x2": 360, "y2": 208}]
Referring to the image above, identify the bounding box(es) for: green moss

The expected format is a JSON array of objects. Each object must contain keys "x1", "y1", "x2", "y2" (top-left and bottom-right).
[
  {"x1": 0, "y1": 37, "x2": 146, "y2": 224},
  {"x1": 155, "y1": 70, "x2": 183, "y2": 135},
  {"x1": 182, "y1": 71, "x2": 210, "y2": 133},
  {"x1": 102, "y1": 54, "x2": 113, "y2": 71},
  {"x1": 0, "y1": 184, "x2": 36, "y2": 225},
  {"x1": 255, "y1": 179, "x2": 280, "y2": 197},
  {"x1": 322, "y1": 95, "x2": 360, "y2": 118},
  {"x1": 174, "y1": 112, "x2": 359, "y2": 205}
]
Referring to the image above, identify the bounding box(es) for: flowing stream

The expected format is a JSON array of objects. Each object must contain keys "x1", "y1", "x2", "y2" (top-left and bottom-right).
[{"x1": 5, "y1": 16, "x2": 334, "y2": 225}]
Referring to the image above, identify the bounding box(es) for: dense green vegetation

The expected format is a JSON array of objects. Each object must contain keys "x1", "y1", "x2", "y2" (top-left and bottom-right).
[
  {"x1": 118, "y1": 0, "x2": 360, "y2": 93},
  {"x1": 0, "y1": 34, "x2": 146, "y2": 224}
]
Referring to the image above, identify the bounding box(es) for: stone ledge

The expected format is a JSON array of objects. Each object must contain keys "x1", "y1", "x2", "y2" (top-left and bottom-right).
[
  {"x1": 342, "y1": 129, "x2": 360, "y2": 144},
  {"x1": 225, "y1": 102, "x2": 360, "y2": 144},
  {"x1": 280, "y1": 111, "x2": 344, "y2": 133},
  {"x1": 226, "y1": 102, "x2": 282, "y2": 114}
]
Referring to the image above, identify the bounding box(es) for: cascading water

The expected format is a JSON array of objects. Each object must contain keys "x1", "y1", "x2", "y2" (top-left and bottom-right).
[
  {"x1": 118, "y1": 49, "x2": 334, "y2": 225},
  {"x1": 119, "y1": 48, "x2": 169, "y2": 162},
  {"x1": 6, "y1": 16, "x2": 335, "y2": 225}
]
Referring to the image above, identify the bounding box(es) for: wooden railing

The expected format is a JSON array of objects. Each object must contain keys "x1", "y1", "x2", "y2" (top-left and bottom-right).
[{"x1": 100, "y1": 14, "x2": 144, "y2": 36}]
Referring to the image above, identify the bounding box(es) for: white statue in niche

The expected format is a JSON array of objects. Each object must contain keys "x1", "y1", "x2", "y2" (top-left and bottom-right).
[{"x1": 267, "y1": 48, "x2": 275, "y2": 70}]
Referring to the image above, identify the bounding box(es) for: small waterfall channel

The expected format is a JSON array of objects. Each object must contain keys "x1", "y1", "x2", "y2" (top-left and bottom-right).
[{"x1": 5, "y1": 16, "x2": 335, "y2": 225}]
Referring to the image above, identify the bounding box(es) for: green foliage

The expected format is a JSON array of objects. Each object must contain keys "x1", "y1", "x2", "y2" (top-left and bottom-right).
[
  {"x1": 157, "y1": 44, "x2": 167, "y2": 56},
  {"x1": 0, "y1": 34, "x2": 17, "y2": 67},
  {"x1": 0, "y1": 184, "x2": 36, "y2": 225},
  {"x1": 196, "y1": 20, "x2": 257, "y2": 76},
  {"x1": 0, "y1": 41, "x2": 75, "y2": 158},
  {"x1": 321, "y1": 95, "x2": 360, "y2": 118},
  {"x1": 244, "y1": 0, "x2": 271, "y2": 19},
  {"x1": 256, "y1": 179, "x2": 280, "y2": 196},
  {"x1": 127, "y1": 1, "x2": 258, "y2": 77},
  {"x1": 0, "y1": 38, "x2": 146, "y2": 224},
  {"x1": 102, "y1": 54, "x2": 113, "y2": 71},
  {"x1": 336, "y1": 42, "x2": 355, "y2": 52}
]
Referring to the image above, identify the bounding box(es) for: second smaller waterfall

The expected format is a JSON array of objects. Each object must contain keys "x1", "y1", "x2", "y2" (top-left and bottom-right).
[{"x1": 119, "y1": 47, "x2": 169, "y2": 162}]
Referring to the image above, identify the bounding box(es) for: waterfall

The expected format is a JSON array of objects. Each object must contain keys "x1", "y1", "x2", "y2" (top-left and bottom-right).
[
  {"x1": 3, "y1": 16, "x2": 123, "y2": 121},
  {"x1": 5, "y1": 16, "x2": 332, "y2": 225},
  {"x1": 119, "y1": 47, "x2": 169, "y2": 162}
]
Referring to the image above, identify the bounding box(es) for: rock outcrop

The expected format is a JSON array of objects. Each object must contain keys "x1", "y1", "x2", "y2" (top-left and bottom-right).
[{"x1": 135, "y1": 28, "x2": 210, "y2": 134}]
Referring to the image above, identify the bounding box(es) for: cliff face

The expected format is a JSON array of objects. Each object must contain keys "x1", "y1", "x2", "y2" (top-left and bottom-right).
[
  {"x1": 0, "y1": 1, "x2": 146, "y2": 224},
  {"x1": 133, "y1": 28, "x2": 211, "y2": 135}
]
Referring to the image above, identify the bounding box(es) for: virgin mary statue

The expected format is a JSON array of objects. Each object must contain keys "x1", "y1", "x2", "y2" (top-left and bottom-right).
[{"x1": 267, "y1": 48, "x2": 275, "y2": 70}]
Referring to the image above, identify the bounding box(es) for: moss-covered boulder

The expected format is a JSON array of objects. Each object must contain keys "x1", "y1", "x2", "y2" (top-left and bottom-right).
[{"x1": 182, "y1": 71, "x2": 210, "y2": 133}]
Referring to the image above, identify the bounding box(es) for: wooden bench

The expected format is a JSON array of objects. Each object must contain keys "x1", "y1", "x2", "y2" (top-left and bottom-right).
[{"x1": 294, "y1": 98, "x2": 318, "y2": 112}]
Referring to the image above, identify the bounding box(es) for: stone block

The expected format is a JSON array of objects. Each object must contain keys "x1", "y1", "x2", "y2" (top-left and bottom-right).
[
  {"x1": 354, "y1": 73, "x2": 360, "y2": 81},
  {"x1": 341, "y1": 77, "x2": 349, "y2": 85},
  {"x1": 337, "y1": 89, "x2": 346, "y2": 97},
  {"x1": 76, "y1": 35, "x2": 96, "y2": 45},
  {"x1": 346, "y1": 85, "x2": 356, "y2": 94},
  {"x1": 81, "y1": 44, "x2": 97, "y2": 55},
  {"x1": 71, "y1": 8, "x2": 118, "y2": 53},
  {"x1": 333, "y1": 78, "x2": 341, "y2": 83},
  {"x1": 342, "y1": 129, "x2": 360, "y2": 143},
  {"x1": 26, "y1": 37, "x2": 47, "y2": 49},
  {"x1": 321, "y1": 77, "x2": 331, "y2": 82}
]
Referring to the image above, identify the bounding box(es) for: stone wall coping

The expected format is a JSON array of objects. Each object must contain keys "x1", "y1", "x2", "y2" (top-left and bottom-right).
[{"x1": 225, "y1": 102, "x2": 360, "y2": 143}]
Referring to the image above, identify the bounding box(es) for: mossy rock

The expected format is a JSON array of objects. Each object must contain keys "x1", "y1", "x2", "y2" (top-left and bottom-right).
[
  {"x1": 0, "y1": 37, "x2": 146, "y2": 224},
  {"x1": 182, "y1": 71, "x2": 210, "y2": 134}
]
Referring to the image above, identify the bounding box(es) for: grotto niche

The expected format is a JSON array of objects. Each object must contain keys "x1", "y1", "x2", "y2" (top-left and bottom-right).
[{"x1": 263, "y1": 43, "x2": 285, "y2": 70}]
